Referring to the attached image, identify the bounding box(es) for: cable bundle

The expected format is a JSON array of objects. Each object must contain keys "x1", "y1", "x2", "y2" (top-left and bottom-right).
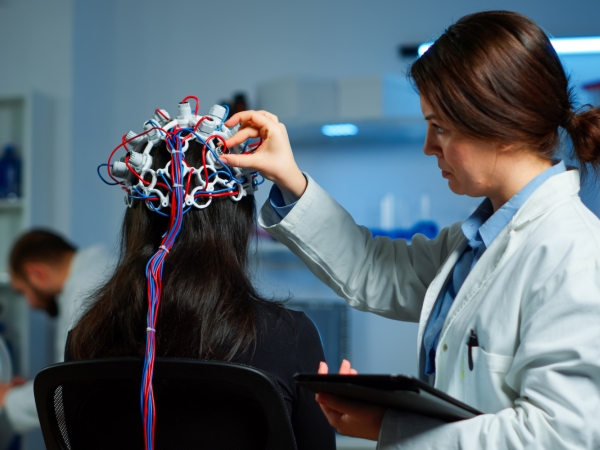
[
  {"x1": 141, "y1": 137, "x2": 184, "y2": 448},
  {"x1": 98, "y1": 96, "x2": 262, "y2": 450}
]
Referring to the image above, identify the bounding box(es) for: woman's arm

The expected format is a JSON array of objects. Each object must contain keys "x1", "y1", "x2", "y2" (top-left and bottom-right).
[
  {"x1": 260, "y1": 175, "x2": 464, "y2": 321},
  {"x1": 224, "y1": 110, "x2": 465, "y2": 321}
]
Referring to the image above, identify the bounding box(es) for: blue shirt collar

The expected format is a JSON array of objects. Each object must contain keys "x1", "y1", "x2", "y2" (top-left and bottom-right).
[{"x1": 461, "y1": 160, "x2": 566, "y2": 249}]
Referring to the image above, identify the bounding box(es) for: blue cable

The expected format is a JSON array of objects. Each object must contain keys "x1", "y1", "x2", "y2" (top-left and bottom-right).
[
  {"x1": 147, "y1": 202, "x2": 169, "y2": 217},
  {"x1": 158, "y1": 170, "x2": 172, "y2": 191},
  {"x1": 97, "y1": 163, "x2": 120, "y2": 185},
  {"x1": 145, "y1": 119, "x2": 167, "y2": 137},
  {"x1": 216, "y1": 104, "x2": 229, "y2": 131}
]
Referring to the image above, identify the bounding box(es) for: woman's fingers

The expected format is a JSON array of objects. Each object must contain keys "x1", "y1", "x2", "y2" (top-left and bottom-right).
[
  {"x1": 318, "y1": 361, "x2": 329, "y2": 374},
  {"x1": 255, "y1": 110, "x2": 279, "y2": 123},
  {"x1": 224, "y1": 127, "x2": 260, "y2": 148},
  {"x1": 338, "y1": 359, "x2": 358, "y2": 375},
  {"x1": 221, "y1": 109, "x2": 304, "y2": 195},
  {"x1": 316, "y1": 394, "x2": 385, "y2": 441},
  {"x1": 219, "y1": 152, "x2": 261, "y2": 170},
  {"x1": 317, "y1": 397, "x2": 344, "y2": 426},
  {"x1": 224, "y1": 110, "x2": 273, "y2": 129},
  {"x1": 339, "y1": 359, "x2": 352, "y2": 374}
]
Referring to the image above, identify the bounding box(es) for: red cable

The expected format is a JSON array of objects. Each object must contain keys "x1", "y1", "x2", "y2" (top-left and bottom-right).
[
  {"x1": 107, "y1": 127, "x2": 164, "y2": 184},
  {"x1": 201, "y1": 145, "x2": 210, "y2": 191},
  {"x1": 207, "y1": 134, "x2": 229, "y2": 153},
  {"x1": 181, "y1": 96, "x2": 199, "y2": 115},
  {"x1": 193, "y1": 116, "x2": 211, "y2": 133},
  {"x1": 155, "y1": 109, "x2": 170, "y2": 121},
  {"x1": 185, "y1": 168, "x2": 194, "y2": 194},
  {"x1": 194, "y1": 191, "x2": 239, "y2": 198},
  {"x1": 124, "y1": 155, "x2": 170, "y2": 192}
]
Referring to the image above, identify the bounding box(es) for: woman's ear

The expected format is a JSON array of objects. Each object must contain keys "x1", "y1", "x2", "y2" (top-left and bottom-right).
[{"x1": 496, "y1": 142, "x2": 516, "y2": 154}]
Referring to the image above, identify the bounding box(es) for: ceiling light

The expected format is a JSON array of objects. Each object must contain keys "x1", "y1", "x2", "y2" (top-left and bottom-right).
[
  {"x1": 418, "y1": 36, "x2": 600, "y2": 57},
  {"x1": 321, "y1": 124, "x2": 358, "y2": 137}
]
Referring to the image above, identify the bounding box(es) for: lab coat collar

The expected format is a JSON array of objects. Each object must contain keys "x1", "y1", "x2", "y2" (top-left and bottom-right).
[
  {"x1": 511, "y1": 168, "x2": 580, "y2": 229},
  {"x1": 462, "y1": 161, "x2": 567, "y2": 250},
  {"x1": 419, "y1": 168, "x2": 581, "y2": 382}
]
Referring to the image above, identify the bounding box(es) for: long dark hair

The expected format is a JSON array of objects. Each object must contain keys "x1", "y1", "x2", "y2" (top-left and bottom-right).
[
  {"x1": 409, "y1": 10, "x2": 600, "y2": 175},
  {"x1": 69, "y1": 140, "x2": 269, "y2": 361}
]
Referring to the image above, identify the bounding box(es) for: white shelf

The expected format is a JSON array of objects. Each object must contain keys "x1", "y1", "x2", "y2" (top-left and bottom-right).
[{"x1": 0, "y1": 198, "x2": 24, "y2": 210}]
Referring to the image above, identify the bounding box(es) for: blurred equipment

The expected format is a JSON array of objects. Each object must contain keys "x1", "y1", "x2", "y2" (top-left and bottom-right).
[
  {"x1": 0, "y1": 144, "x2": 21, "y2": 200},
  {"x1": 34, "y1": 358, "x2": 297, "y2": 450},
  {"x1": 218, "y1": 92, "x2": 250, "y2": 117},
  {"x1": 231, "y1": 92, "x2": 249, "y2": 115},
  {"x1": 288, "y1": 301, "x2": 349, "y2": 368}
]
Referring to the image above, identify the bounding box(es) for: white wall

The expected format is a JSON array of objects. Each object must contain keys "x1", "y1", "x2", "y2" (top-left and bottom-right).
[
  {"x1": 70, "y1": 0, "x2": 123, "y2": 249},
  {"x1": 3, "y1": 0, "x2": 600, "y2": 381}
]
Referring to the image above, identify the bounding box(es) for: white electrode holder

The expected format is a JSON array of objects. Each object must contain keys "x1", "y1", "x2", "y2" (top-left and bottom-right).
[{"x1": 109, "y1": 102, "x2": 259, "y2": 215}]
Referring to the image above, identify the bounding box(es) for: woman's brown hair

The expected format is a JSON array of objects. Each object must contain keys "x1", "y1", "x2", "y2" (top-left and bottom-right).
[
  {"x1": 409, "y1": 10, "x2": 600, "y2": 175},
  {"x1": 68, "y1": 140, "x2": 272, "y2": 361}
]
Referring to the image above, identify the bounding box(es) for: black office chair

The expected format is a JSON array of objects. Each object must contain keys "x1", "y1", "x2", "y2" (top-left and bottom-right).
[{"x1": 34, "y1": 358, "x2": 297, "y2": 450}]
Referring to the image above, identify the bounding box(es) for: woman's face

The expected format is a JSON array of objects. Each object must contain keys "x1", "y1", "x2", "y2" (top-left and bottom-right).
[{"x1": 420, "y1": 96, "x2": 500, "y2": 199}]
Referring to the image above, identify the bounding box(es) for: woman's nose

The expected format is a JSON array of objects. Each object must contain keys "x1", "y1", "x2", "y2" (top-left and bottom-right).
[{"x1": 423, "y1": 133, "x2": 440, "y2": 157}]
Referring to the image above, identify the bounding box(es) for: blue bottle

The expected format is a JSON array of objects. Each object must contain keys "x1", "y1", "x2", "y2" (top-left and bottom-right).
[{"x1": 0, "y1": 144, "x2": 21, "y2": 199}]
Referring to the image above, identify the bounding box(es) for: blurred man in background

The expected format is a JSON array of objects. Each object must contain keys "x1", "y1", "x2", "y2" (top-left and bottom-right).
[{"x1": 0, "y1": 229, "x2": 112, "y2": 434}]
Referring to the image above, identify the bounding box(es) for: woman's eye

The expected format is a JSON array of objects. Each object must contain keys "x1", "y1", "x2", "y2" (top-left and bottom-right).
[{"x1": 434, "y1": 124, "x2": 444, "y2": 135}]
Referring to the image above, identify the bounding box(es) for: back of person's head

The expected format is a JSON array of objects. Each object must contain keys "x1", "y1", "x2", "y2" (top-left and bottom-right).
[
  {"x1": 69, "y1": 139, "x2": 267, "y2": 361},
  {"x1": 409, "y1": 10, "x2": 600, "y2": 175},
  {"x1": 10, "y1": 229, "x2": 77, "y2": 280}
]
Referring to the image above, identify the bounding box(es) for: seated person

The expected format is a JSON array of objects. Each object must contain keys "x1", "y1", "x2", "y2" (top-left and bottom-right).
[{"x1": 66, "y1": 102, "x2": 335, "y2": 449}]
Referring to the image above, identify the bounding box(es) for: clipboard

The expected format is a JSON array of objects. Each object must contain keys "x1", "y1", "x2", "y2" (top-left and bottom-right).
[{"x1": 294, "y1": 374, "x2": 483, "y2": 422}]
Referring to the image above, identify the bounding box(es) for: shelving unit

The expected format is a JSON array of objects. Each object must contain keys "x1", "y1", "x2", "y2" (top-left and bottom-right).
[
  {"x1": 0, "y1": 91, "x2": 53, "y2": 404},
  {"x1": 284, "y1": 116, "x2": 427, "y2": 147}
]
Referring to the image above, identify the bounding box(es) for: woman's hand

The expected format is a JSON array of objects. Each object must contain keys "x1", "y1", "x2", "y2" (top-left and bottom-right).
[
  {"x1": 316, "y1": 360, "x2": 386, "y2": 441},
  {"x1": 222, "y1": 110, "x2": 307, "y2": 201}
]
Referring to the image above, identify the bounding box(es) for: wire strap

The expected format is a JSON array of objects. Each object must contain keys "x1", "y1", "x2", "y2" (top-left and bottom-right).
[{"x1": 159, "y1": 245, "x2": 170, "y2": 253}]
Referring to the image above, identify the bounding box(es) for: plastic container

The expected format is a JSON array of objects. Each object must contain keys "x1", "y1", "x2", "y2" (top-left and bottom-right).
[
  {"x1": 370, "y1": 220, "x2": 439, "y2": 241},
  {"x1": 0, "y1": 144, "x2": 21, "y2": 200}
]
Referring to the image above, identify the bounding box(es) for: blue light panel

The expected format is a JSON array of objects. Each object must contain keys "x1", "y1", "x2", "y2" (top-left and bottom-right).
[{"x1": 321, "y1": 124, "x2": 359, "y2": 137}]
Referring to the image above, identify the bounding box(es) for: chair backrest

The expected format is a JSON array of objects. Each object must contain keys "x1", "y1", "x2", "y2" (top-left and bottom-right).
[{"x1": 34, "y1": 358, "x2": 297, "y2": 450}]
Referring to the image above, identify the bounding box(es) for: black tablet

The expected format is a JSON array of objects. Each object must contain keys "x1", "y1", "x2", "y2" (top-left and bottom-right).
[{"x1": 294, "y1": 374, "x2": 482, "y2": 422}]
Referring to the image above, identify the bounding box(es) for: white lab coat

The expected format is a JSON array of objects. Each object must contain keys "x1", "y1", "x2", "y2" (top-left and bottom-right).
[
  {"x1": 4, "y1": 246, "x2": 113, "y2": 433},
  {"x1": 258, "y1": 170, "x2": 600, "y2": 449}
]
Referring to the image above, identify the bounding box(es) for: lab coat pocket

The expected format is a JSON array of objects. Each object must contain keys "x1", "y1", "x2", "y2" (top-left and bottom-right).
[{"x1": 463, "y1": 347, "x2": 517, "y2": 413}]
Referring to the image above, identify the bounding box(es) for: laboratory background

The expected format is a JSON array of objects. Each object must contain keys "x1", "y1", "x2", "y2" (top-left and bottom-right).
[{"x1": 1, "y1": 0, "x2": 600, "y2": 448}]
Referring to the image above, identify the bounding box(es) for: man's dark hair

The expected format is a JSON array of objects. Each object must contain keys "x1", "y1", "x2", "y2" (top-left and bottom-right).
[{"x1": 9, "y1": 229, "x2": 77, "y2": 278}]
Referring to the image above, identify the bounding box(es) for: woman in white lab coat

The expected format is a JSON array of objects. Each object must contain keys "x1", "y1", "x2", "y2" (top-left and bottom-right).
[{"x1": 221, "y1": 10, "x2": 600, "y2": 450}]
